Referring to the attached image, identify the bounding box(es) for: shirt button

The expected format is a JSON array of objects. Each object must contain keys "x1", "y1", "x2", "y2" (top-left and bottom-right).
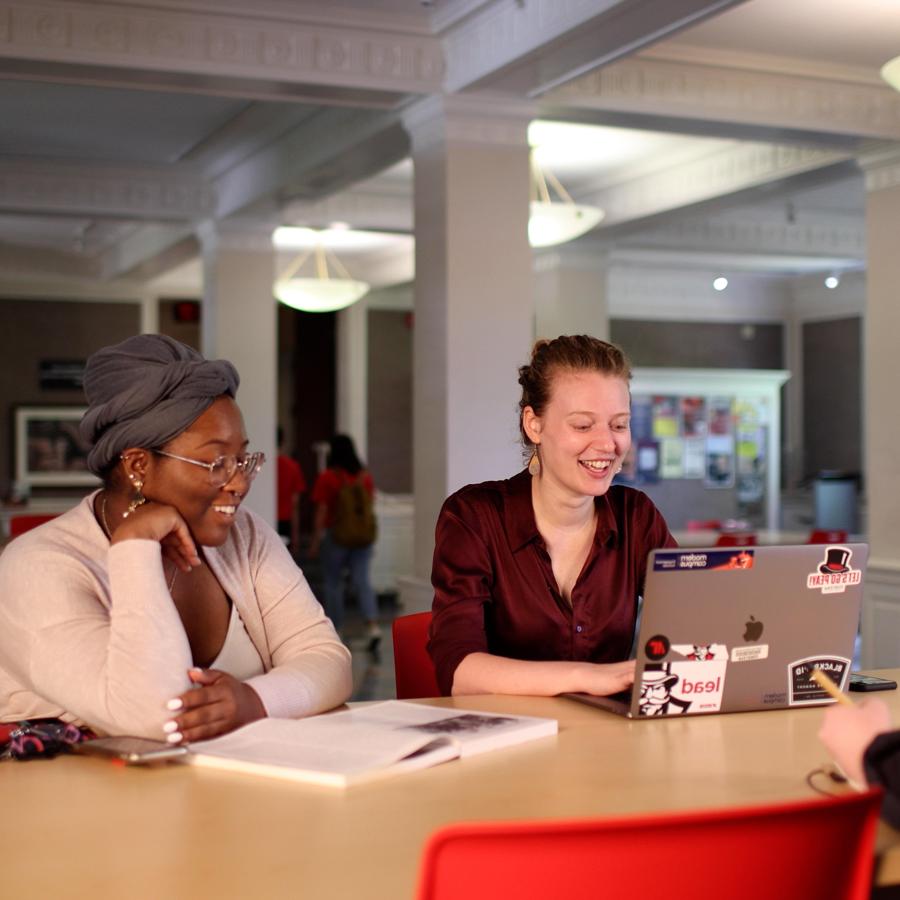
[{"x1": 575, "y1": 625, "x2": 583, "y2": 633}]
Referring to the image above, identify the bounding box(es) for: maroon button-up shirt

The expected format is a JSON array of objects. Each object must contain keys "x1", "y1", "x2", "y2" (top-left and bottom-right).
[{"x1": 428, "y1": 468, "x2": 676, "y2": 695}]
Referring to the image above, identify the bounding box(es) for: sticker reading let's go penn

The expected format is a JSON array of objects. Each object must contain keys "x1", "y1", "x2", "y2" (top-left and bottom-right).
[{"x1": 806, "y1": 546, "x2": 862, "y2": 594}]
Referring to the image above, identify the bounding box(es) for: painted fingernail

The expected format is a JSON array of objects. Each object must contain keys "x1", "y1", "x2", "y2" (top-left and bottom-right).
[
  {"x1": 166, "y1": 732, "x2": 183, "y2": 744},
  {"x1": 163, "y1": 720, "x2": 179, "y2": 734},
  {"x1": 166, "y1": 698, "x2": 183, "y2": 711}
]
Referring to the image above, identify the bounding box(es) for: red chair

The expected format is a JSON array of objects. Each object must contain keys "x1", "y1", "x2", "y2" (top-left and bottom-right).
[
  {"x1": 9, "y1": 514, "x2": 58, "y2": 538},
  {"x1": 392, "y1": 611, "x2": 440, "y2": 699},
  {"x1": 415, "y1": 790, "x2": 883, "y2": 900},
  {"x1": 686, "y1": 519, "x2": 721, "y2": 531},
  {"x1": 809, "y1": 529, "x2": 849, "y2": 544},
  {"x1": 715, "y1": 532, "x2": 757, "y2": 547}
]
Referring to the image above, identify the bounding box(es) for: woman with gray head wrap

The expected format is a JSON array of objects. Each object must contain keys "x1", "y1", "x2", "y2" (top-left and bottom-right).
[{"x1": 0, "y1": 334, "x2": 352, "y2": 742}]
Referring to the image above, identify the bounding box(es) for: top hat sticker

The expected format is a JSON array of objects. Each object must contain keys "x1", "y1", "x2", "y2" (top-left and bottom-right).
[{"x1": 819, "y1": 546, "x2": 851, "y2": 574}]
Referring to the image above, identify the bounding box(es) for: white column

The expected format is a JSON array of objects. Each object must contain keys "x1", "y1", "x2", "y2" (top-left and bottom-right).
[
  {"x1": 197, "y1": 220, "x2": 277, "y2": 525},
  {"x1": 534, "y1": 249, "x2": 609, "y2": 341},
  {"x1": 139, "y1": 293, "x2": 159, "y2": 336},
  {"x1": 336, "y1": 298, "x2": 369, "y2": 460},
  {"x1": 861, "y1": 151, "x2": 900, "y2": 667},
  {"x1": 402, "y1": 95, "x2": 534, "y2": 597}
]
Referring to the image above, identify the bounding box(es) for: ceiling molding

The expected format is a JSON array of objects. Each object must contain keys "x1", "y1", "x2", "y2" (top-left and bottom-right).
[
  {"x1": 402, "y1": 92, "x2": 533, "y2": 151},
  {"x1": 0, "y1": 159, "x2": 215, "y2": 220},
  {"x1": 586, "y1": 142, "x2": 854, "y2": 228},
  {"x1": 632, "y1": 212, "x2": 865, "y2": 263},
  {"x1": 0, "y1": 0, "x2": 444, "y2": 97},
  {"x1": 547, "y1": 55, "x2": 900, "y2": 142}
]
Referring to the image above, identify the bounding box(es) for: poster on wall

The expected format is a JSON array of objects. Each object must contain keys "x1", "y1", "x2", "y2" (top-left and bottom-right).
[
  {"x1": 682, "y1": 438, "x2": 706, "y2": 479},
  {"x1": 704, "y1": 433, "x2": 735, "y2": 488},
  {"x1": 660, "y1": 438, "x2": 685, "y2": 479},
  {"x1": 651, "y1": 395, "x2": 680, "y2": 438},
  {"x1": 14, "y1": 406, "x2": 98, "y2": 487},
  {"x1": 680, "y1": 396, "x2": 707, "y2": 437},
  {"x1": 708, "y1": 396, "x2": 734, "y2": 436},
  {"x1": 630, "y1": 395, "x2": 653, "y2": 442},
  {"x1": 636, "y1": 439, "x2": 660, "y2": 482}
]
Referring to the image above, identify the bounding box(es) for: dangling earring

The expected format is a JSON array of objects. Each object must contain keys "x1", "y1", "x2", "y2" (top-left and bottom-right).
[
  {"x1": 528, "y1": 448, "x2": 541, "y2": 477},
  {"x1": 123, "y1": 474, "x2": 146, "y2": 518}
]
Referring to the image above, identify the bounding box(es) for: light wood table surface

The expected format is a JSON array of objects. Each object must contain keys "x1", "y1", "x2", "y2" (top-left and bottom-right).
[{"x1": 3, "y1": 679, "x2": 900, "y2": 900}]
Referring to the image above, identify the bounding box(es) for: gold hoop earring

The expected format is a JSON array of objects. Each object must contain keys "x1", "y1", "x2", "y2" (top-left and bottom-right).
[
  {"x1": 123, "y1": 478, "x2": 146, "y2": 518},
  {"x1": 528, "y1": 449, "x2": 541, "y2": 477}
]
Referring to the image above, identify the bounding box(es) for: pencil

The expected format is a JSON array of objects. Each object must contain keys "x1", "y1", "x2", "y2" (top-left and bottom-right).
[{"x1": 810, "y1": 669, "x2": 853, "y2": 706}]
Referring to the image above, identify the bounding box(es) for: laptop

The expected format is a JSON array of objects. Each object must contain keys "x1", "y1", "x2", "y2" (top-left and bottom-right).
[{"x1": 566, "y1": 542, "x2": 867, "y2": 718}]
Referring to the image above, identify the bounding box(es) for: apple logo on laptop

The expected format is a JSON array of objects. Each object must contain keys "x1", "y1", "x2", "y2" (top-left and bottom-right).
[{"x1": 743, "y1": 615, "x2": 764, "y2": 642}]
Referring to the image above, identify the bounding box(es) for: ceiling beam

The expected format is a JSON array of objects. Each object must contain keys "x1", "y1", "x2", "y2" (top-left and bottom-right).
[
  {"x1": 544, "y1": 54, "x2": 900, "y2": 142},
  {"x1": 443, "y1": 0, "x2": 746, "y2": 95},
  {"x1": 0, "y1": 0, "x2": 443, "y2": 102}
]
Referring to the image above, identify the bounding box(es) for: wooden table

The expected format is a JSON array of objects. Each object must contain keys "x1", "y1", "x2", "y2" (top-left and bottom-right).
[{"x1": 3, "y1": 682, "x2": 900, "y2": 899}]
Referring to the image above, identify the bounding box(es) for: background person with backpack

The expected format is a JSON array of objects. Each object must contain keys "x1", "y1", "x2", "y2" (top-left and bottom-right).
[{"x1": 309, "y1": 434, "x2": 380, "y2": 649}]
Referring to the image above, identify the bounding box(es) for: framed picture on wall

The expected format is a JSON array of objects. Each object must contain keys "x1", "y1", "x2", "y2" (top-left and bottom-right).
[{"x1": 14, "y1": 406, "x2": 98, "y2": 487}]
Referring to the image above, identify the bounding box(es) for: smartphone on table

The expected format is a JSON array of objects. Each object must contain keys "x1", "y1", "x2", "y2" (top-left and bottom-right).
[
  {"x1": 73, "y1": 736, "x2": 188, "y2": 764},
  {"x1": 848, "y1": 673, "x2": 898, "y2": 692}
]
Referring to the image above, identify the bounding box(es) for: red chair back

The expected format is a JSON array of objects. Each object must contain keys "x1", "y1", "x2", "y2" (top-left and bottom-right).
[
  {"x1": 715, "y1": 532, "x2": 757, "y2": 547},
  {"x1": 416, "y1": 790, "x2": 883, "y2": 900},
  {"x1": 9, "y1": 514, "x2": 58, "y2": 538},
  {"x1": 809, "y1": 529, "x2": 849, "y2": 544},
  {"x1": 686, "y1": 519, "x2": 721, "y2": 531},
  {"x1": 392, "y1": 612, "x2": 440, "y2": 699}
]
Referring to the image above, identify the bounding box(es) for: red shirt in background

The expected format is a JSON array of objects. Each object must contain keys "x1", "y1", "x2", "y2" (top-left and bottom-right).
[
  {"x1": 276, "y1": 454, "x2": 307, "y2": 522},
  {"x1": 312, "y1": 468, "x2": 375, "y2": 528}
]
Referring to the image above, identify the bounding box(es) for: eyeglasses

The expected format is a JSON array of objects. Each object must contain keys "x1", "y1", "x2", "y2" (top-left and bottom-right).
[{"x1": 152, "y1": 449, "x2": 266, "y2": 488}]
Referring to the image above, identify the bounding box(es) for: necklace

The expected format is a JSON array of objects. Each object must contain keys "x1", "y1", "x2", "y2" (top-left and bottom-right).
[{"x1": 100, "y1": 491, "x2": 178, "y2": 594}]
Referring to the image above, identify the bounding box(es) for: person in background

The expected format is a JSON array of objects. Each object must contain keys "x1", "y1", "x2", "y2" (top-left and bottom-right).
[
  {"x1": 819, "y1": 698, "x2": 900, "y2": 823},
  {"x1": 276, "y1": 426, "x2": 307, "y2": 556},
  {"x1": 0, "y1": 335, "x2": 352, "y2": 742},
  {"x1": 309, "y1": 434, "x2": 380, "y2": 650},
  {"x1": 428, "y1": 334, "x2": 676, "y2": 697}
]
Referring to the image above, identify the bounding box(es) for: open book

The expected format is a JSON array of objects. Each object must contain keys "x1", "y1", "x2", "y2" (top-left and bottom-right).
[{"x1": 186, "y1": 701, "x2": 557, "y2": 788}]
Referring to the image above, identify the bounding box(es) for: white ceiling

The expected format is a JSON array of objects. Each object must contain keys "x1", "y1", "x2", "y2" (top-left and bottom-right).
[{"x1": 0, "y1": 0, "x2": 896, "y2": 294}]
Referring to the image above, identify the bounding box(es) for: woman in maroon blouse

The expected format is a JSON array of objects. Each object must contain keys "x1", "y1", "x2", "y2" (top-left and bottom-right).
[{"x1": 428, "y1": 335, "x2": 676, "y2": 697}]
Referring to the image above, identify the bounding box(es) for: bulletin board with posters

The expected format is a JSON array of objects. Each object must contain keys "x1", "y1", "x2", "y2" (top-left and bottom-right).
[{"x1": 621, "y1": 369, "x2": 789, "y2": 531}]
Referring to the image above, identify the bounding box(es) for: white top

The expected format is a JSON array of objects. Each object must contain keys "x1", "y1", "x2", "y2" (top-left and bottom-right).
[
  {"x1": 211, "y1": 604, "x2": 265, "y2": 682},
  {"x1": 0, "y1": 491, "x2": 352, "y2": 737}
]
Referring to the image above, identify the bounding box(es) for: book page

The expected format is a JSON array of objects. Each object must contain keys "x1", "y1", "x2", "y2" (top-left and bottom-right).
[
  {"x1": 337, "y1": 701, "x2": 558, "y2": 758},
  {"x1": 188, "y1": 715, "x2": 455, "y2": 786}
]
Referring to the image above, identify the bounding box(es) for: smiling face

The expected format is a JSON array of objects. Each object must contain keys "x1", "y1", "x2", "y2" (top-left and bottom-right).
[
  {"x1": 143, "y1": 395, "x2": 251, "y2": 547},
  {"x1": 523, "y1": 369, "x2": 631, "y2": 500}
]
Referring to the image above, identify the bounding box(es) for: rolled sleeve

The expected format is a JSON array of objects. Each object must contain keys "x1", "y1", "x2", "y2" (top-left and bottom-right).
[{"x1": 428, "y1": 500, "x2": 493, "y2": 695}]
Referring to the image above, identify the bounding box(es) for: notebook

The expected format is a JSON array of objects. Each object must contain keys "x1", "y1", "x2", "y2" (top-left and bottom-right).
[{"x1": 566, "y1": 542, "x2": 867, "y2": 718}]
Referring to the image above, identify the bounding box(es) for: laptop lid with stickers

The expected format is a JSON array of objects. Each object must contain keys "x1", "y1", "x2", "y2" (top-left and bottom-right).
[{"x1": 568, "y1": 542, "x2": 866, "y2": 719}]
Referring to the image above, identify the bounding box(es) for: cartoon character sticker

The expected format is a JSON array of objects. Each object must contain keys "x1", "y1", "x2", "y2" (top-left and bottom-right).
[
  {"x1": 671, "y1": 643, "x2": 728, "y2": 661},
  {"x1": 638, "y1": 660, "x2": 728, "y2": 716},
  {"x1": 806, "y1": 546, "x2": 862, "y2": 594},
  {"x1": 787, "y1": 656, "x2": 851, "y2": 705}
]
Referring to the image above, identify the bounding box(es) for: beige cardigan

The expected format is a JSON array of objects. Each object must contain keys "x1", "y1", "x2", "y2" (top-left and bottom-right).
[{"x1": 0, "y1": 493, "x2": 352, "y2": 737}]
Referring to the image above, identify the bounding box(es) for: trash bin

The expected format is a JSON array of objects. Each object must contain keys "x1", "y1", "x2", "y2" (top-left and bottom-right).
[{"x1": 813, "y1": 471, "x2": 859, "y2": 533}]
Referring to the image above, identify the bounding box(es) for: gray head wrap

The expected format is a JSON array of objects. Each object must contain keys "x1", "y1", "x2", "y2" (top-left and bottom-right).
[{"x1": 79, "y1": 334, "x2": 240, "y2": 475}]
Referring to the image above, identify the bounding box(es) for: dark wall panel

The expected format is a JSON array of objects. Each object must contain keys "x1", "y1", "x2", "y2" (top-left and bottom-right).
[
  {"x1": 0, "y1": 298, "x2": 140, "y2": 499},
  {"x1": 802, "y1": 316, "x2": 861, "y2": 481},
  {"x1": 367, "y1": 309, "x2": 412, "y2": 493},
  {"x1": 611, "y1": 320, "x2": 784, "y2": 369}
]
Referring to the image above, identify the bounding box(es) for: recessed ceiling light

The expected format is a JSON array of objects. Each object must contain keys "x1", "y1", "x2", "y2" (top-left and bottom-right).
[
  {"x1": 713, "y1": 276, "x2": 728, "y2": 292},
  {"x1": 824, "y1": 275, "x2": 839, "y2": 290}
]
